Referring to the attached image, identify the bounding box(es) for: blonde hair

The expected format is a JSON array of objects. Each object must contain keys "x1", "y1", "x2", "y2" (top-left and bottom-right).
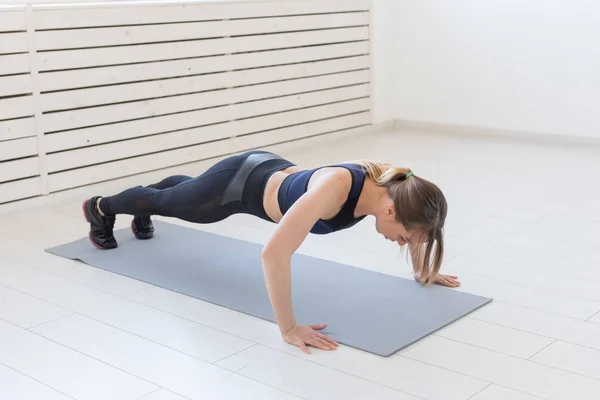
[{"x1": 355, "y1": 160, "x2": 447, "y2": 286}]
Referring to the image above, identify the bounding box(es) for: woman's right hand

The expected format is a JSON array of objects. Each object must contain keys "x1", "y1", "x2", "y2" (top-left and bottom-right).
[{"x1": 282, "y1": 323, "x2": 339, "y2": 354}]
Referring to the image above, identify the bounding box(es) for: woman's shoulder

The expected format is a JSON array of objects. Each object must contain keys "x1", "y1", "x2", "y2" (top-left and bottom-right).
[
  {"x1": 307, "y1": 167, "x2": 354, "y2": 205},
  {"x1": 310, "y1": 166, "x2": 352, "y2": 187}
]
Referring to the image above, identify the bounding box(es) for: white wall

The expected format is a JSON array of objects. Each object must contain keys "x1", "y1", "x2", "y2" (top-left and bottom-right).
[
  {"x1": 392, "y1": 0, "x2": 600, "y2": 140},
  {"x1": 370, "y1": 0, "x2": 396, "y2": 124}
]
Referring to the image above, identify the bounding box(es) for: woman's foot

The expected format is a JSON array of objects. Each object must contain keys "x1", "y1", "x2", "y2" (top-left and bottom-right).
[
  {"x1": 82, "y1": 196, "x2": 117, "y2": 249},
  {"x1": 131, "y1": 215, "x2": 154, "y2": 240}
]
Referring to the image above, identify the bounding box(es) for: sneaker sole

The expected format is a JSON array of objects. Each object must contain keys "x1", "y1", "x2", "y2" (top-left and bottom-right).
[{"x1": 82, "y1": 199, "x2": 90, "y2": 223}]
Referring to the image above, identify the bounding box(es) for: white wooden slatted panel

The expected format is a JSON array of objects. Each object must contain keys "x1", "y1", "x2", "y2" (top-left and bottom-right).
[
  {"x1": 45, "y1": 84, "x2": 370, "y2": 152},
  {"x1": 0, "y1": 117, "x2": 35, "y2": 141},
  {"x1": 0, "y1": 137, "x2": 37, "y2": 161},
  {"x1": 39, "y1": 42, "x2": 369, "y2": 91},
  {"x1": 30, "y1": 0, "x2": 372, "y2": 196},
  {"x1": 41, "y1": 56, "x2": 370, "y2": 110},
  {"x1": 0, "y1": 96, "x2": 34, "y2": 120},
  {"x1": 33, "y1": 0, "x2": 370, "y2": 29},
  {"x1": 43, "y1": 71, "x2": 369, "y2": 132},
  {"x1": 0, "y1": 32, "x2": 27, "y2": 55},
  {"x1": 0, "y1": 75, "x2": 32, "y2": 97},
  {"x1": 0, "y1": 177, "x2": 41, "y2": 204},
  {"x1": 0, "y1": 6, "x2": 38, "y2": 204},
  {"x1": 39, "y1": 26, "x2": 368, "y2": 71},
  {"x1": 0, "y1": 157, "x2": 38, "y2": 183},
  {"x1": 233, "y1": 112, "x2": 371, "y2": 150},
  {"x1": 46, "y1": 98, "x2": 370, "y2": 172},
  {"x1": 0, "y1": 7, "x2": 26, "y2": 32},
  {"x1": 0, "y1": 54, "x2": 30, "y2": 75},
  {"x1": 48, "y1": 112, "x2": 370, "y2": 191},
  {"x1": 35, "y1": 13, "x2": 368, "y2": 50}
]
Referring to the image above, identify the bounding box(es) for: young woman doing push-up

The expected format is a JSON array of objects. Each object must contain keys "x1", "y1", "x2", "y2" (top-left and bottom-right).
[{"x1": 82, "y1": 150, "x2": 458, "y2": 354}]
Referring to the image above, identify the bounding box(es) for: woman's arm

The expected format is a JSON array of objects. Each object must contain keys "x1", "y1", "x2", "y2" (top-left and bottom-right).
[{"x1": 261, "y1": 170, "x2": 349, "y2": 353}]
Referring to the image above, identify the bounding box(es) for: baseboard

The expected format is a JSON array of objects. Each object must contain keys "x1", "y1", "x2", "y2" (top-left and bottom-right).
[
  {"x1": 369, "y1": 120, "x2": 399, "y2": 133},
  {"x1": 394, "y1": 119, "x2": 600, "y2": 148}
]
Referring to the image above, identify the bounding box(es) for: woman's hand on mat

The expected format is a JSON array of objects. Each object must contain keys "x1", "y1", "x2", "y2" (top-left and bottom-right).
[
  {"x1": 434, "y1": 273, "x2": 461, "y2": 288},
  {"x1": 283, "y1": 323, "x2": 339, "y2": 354},
  {"x1": 414, "y1": 272, "x2": 460, "y2": 288}
]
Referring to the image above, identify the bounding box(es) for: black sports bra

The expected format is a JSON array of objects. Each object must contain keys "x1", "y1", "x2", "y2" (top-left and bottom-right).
[{"x1": 277, "y1": 163, "x2": 366, "y2": 234}]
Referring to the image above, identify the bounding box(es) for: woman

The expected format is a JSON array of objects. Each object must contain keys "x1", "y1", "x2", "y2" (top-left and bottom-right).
[{"x1": 82, "y1": 150, "x2": 459, "y2": 354}]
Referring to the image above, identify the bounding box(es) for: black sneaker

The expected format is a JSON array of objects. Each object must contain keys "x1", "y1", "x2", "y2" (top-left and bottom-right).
[
  {"x1": 82, "y1": 196, "x2": 117, "y2": 249},
  {"x1": 131, "y1": 215, "x2": 154, "y2": 240}
]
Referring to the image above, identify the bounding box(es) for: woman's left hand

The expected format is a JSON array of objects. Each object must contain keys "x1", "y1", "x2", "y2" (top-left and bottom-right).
[{"x1": 434, "y1": 274, "x2": 460, "y2": 288}]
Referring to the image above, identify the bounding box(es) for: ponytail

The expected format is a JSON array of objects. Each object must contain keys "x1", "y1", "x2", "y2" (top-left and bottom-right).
[
  {"x1": 354, "y1": 160, "x2": 414, "y2": 185},
  {"x1": 415, "y1": 226, "x2": 445, "y2": 287}
]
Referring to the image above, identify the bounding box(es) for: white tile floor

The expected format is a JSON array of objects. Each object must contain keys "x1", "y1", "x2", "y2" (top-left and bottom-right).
[{"x1": 1, "y1": 127, "x2": 600, "y2": 399}]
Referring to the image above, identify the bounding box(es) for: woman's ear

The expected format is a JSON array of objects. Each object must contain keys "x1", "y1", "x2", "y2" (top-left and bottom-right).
[{"x1": 386, "y1": 206, "x2": 395, "y2": 218}]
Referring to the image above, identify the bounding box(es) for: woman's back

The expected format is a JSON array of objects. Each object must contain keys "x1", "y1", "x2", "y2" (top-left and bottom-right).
[{"x1": 263, "y1": 163, "x2": 367, "y2": 234}]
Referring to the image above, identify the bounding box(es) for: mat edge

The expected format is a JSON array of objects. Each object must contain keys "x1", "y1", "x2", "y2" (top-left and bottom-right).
[{"x1": 381, "y1": 297, "x2": 494, "y2": 357}]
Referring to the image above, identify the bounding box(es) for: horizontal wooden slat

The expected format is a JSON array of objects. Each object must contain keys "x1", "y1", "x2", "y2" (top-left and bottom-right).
[
  {"x1": 43, "y1": 70, "x2": 370, "y2": 132},
  {"x1": 45, "y1": 85, "x2": 370, "y2": 153},
  {"x1": 0, "y1": 74, "x2": 32, "y2": 97},
  {"x1": 235, "y1": 111, "x2": 371, "y2": 150},
  {"x1": 47, "y1": 82, "x2": 369, "y2": 146},
  {"x1": 0, "y1": 137, "x2": 37, "y2": 161},
  {"x1": 39, "y1": 42, "x2": 369, "y2": 91},
  {"x1": 0, "y1": 53, "x2": 30, "y2": 75},
  {"x1": 0, "y1": 157, "x2": 38, "y2": 183},
  {"x1": 0, "y1": 96, "x2": 34, "y2": 120},
  {"x1": 0, "y1": 32, "x2": 27, "y2": 55},
  {"x1": 36, "y1": 13, "x2": 369, "y2": 51},
  {"x1": 48, "y1": 112, "x2": 371, "y2": 192},
  {"x1": 41, "y1": 56, "x2": 370, "y2": 110},
  {"x1": 33, "y1": 0, "x2": 370, "y2": 30},
  {"x1": 47, "y1": 98, "x2": 370, "y2": 172},
  {"x1": 0, "y1": 8, "x2": 26, "y2": 32},
  {"x1": 0, "y1": 117, "x2": 35, "y2": 141},
  {"x1": 39, "y1": 26, "x2": 368, "y2": 71},
  {"x1": 0, "y1": 176, "x2": 41, "y2": 203}
]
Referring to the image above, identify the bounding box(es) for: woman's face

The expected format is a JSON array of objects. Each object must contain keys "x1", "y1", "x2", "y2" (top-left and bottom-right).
[
  {"x1": 374, "y1": 200, "x2": 427, "y2": 246},
  {"x1": 375, "y1": 216, "x2": 412, "y2": 245}
]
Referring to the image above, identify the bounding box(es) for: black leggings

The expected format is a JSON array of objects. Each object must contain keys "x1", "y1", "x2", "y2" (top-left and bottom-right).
[{"x1": 98, "y1": 151, "x2": 295, "y2": 224}]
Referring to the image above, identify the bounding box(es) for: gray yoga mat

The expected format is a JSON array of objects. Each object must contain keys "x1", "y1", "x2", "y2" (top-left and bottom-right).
[{"x1": 46, "y1": 220, "x2": 492, "y2": 356}]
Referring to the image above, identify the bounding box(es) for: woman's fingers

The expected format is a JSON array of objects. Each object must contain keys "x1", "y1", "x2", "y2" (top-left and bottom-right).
[
  {"x1": 448, "y1": 276, "x2": 460, "y2": 287},
  {"x1": 305, "y1": 334, "x2": 337, "y2": 352},
  {"x1": 309, "y1": 324, "x2": 338, "y2": 348},
  {"x1": 316, "y1": 332, "x2": 339, "y2": 347},
  {"x1": 311, "y1": 337, "x2": 334, "y2": 351},
  {"x1": 445, "y1": 278, "x2": 458, "y2": 287},
  {"x1": 298, "y1": 341, "x2": 311, "y2": 354},
  {"x1": 284, "y1": 324, "x2": 339, "y2": 354},
  {"x1": 307, "y1": 323, "x2": 337, "y2": 344},
  {"x1": 317, "y1": 337, "x2": 337, "y2": 350},
  {"x1": 436, "y1": 274, "x2": 460, "y2": 287}
]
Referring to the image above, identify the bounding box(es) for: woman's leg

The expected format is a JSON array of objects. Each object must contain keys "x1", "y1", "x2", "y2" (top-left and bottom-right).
[
  {"x1": 145, "y1": 175, "x2": 193, "y2": 190},
  {"x1": 83, "y1": 153, "x2": 253, "y2": 249},
  {"x1": 129, "y1": 175, "x2": 193, "y2": 240}
]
